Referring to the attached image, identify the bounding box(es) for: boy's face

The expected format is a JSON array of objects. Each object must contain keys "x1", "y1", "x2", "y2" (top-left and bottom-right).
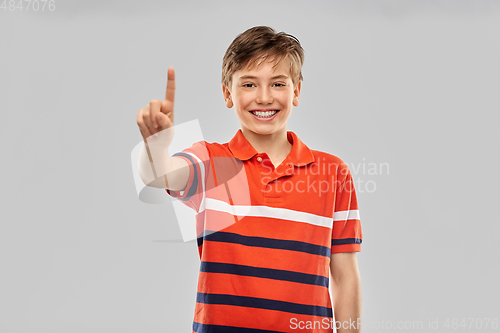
[{"x1": 222, "y1": 57, "x2": 301, "y2": 138}]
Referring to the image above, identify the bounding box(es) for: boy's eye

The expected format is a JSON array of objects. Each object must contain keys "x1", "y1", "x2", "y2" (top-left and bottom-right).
[{"x1": 242, "y1": 83, "x2": 285, "y2": 88}]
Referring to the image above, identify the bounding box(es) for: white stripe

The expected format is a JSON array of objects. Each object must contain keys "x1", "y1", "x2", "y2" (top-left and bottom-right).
[
  {"x1": 204, "y1": 198, "x2": 333, "y2": 228},
  {"x1": 333, "y1": 210, "x2": 360, "y2": 221},
  {"x1": 186, "y1": 152, "x2": 206, "y2": 213}
]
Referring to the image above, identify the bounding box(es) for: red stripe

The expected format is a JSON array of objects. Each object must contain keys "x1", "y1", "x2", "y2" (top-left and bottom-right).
[
  {"x1": 194, "y1": 304, "x2": 334, "y2": 332},
  {"x1": 197, "y1": 271, "x2": 331, "y2": 307},
  {"x1": 202, "y1": 242, "x2": 330, "y2": 277},
  {"x1": 206, "y1": 214, "x2": 331, "y2": 247}
]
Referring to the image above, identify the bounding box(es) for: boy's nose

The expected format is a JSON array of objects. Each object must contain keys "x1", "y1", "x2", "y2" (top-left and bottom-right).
[{"x1": 256, "y1": 87, "x2": 273, "y2": 104}]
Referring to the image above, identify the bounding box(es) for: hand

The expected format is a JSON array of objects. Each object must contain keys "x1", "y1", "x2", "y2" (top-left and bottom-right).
[{"x1": 136, "y1": 67, "x2": 176, "y2": 147}]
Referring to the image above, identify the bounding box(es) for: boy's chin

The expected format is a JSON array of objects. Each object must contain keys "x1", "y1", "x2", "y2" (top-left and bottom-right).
[{"x1": 245, "y1": 126, "x2": 287, "y2": 136}]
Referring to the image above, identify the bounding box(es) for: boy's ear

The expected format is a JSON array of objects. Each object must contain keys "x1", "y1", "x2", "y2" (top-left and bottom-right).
[
  {"x1": 222, "y1": 84, "x2": 233, "y2": 108},
  {"x1": 292, "y1": 80, "x2": 302, "y2": 107}
]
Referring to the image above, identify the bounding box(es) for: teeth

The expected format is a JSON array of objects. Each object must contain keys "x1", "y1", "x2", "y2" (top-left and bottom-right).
[{"x1": 252, "y1": 110, "x2": 278, "y2": 117}]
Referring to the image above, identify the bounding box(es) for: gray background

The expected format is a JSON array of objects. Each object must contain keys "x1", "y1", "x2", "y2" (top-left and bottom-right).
[{"x1": 1, "y1": 0, "x2": 499, "y2": 332}]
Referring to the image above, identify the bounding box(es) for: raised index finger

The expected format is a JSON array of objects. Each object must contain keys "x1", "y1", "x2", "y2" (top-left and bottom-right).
[{"x1": 165, "y1": 67, "x2": 176, "y2": 104}]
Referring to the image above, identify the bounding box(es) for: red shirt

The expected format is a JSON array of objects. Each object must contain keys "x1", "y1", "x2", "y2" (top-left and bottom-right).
[{"x1": 166, "y1": 129, "x2": 362, "y2": 332}]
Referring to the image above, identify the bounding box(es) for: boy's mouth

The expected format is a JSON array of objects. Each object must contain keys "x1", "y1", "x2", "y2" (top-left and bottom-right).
[{"x1": 249, "y1": 109, "x2": 280, "y2": 118}]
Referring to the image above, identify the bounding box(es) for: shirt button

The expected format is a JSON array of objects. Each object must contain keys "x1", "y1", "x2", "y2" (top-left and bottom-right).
[{"x1": 256, "y1": 157, "x2": 263, "y2": 162}]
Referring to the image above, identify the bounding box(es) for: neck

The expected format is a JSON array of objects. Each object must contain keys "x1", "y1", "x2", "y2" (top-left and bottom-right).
[{"x1": 240, "y1": 127, "x2": 292, "y2": 159}]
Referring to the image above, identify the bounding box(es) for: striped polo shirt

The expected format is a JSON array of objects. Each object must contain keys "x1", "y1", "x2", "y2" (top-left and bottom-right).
[{"x1": 166, "y1": 129, "x2": 362, "y2": 333}]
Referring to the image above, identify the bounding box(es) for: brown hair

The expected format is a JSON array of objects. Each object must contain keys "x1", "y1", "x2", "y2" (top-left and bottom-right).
[{"x1": 222, "y1": 26, "x2": 304, "y2": 90}]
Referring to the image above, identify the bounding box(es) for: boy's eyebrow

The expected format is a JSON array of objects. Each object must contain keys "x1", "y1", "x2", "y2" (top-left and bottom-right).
[{"x1": 238, "y1": 74, "x2": 289, "y2": 81}]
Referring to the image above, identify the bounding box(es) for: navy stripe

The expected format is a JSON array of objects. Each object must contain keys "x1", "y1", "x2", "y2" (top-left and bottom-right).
[
  {"x1": 172, "y1": 152, "x2": 199, "y2": 201},
  {"x1": 197, "y1": 230, "x2": 205, "y2": 247},
  {"x1": 202, "y1": 231, "x2": 330, "y2": 258},
  {"x1": 331, "y1": 238, "x2": 362, "y2": 246},
  {"x1": 200, "y1": 261, "x2": 329, "y2": 288},
  {"x1": 196, "y1": 230, "x2": 214, "y2": 248},
  {"x1": 196, "y1": 292, "x2": 333, "y2": 318},
  {"x1": 193, "y1": 321, "x2": 282, "y2": 333}
]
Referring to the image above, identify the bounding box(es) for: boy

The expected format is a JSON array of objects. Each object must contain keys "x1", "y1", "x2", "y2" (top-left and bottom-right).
[{"x1": 137, "y1": 26, "x2": 362, "y2": 333}]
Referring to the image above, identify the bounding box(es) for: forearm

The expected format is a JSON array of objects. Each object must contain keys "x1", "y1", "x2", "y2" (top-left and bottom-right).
[
  {"x1": 138, "y1": 140, "x2": 188, "y2": 190},
  {"x1": 331, "y1": 277, "x2": 362, "y2": 332}
]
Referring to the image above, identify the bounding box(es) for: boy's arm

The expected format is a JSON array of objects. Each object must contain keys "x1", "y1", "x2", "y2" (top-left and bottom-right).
[
  {"x1": 136, "y1": 66, "x2": 190, "y2": 191},
  {"x1": 138, "y1": 140, "x2": 189, "y2": 190},
  {"x1": 330, "y1": 252, "x2": 362, "y2": 333}
]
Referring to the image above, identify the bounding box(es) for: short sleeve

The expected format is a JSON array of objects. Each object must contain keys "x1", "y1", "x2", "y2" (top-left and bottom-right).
[
  {"x1": 331, "y1": 163, "x2": 363, "y2": 254},
  {"x1": 165, "y1": 141, "x2": 210, "y2": 213}
]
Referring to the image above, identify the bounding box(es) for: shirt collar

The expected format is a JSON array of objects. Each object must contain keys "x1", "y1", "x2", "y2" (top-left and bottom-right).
[{"x1": 227, "y1": 129, "x2": 315, "y2": 167}]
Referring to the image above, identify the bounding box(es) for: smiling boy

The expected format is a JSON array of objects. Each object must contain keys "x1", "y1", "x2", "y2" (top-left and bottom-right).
[
  {"x1": 222, "y1": 58, "x2": 298, "y2": 170},
  {"x1": 137, "y1": 26, "x2": 363, "y2": 332}
]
